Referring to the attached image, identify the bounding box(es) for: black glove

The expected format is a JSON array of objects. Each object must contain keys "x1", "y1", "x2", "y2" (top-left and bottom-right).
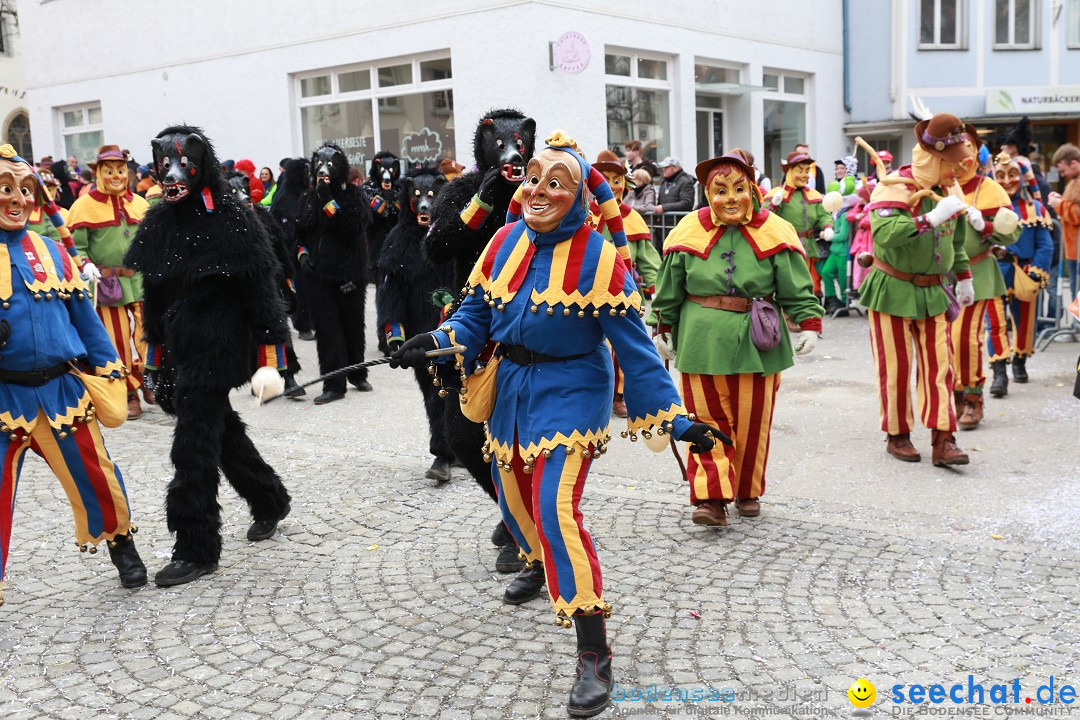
[
  {"x1": 299, "y1": 253, "x2": 315, "y2": 274},
  {"x1": 388, "y1": 340, "x2": 404, "y2": 353},
  {"x1": 476, "y1": 166, "x2": 504, "y2": 206},
  {"x1": 389, "y1": 333, "x2": 436, "y2": 369},
  {"x1": 143, "y1": 368, "x2": 159, "y2": 394},
  {"x1": 339, "y1": 280, "x2": 357, "y2": 294},
  {"x1": 679, "y1": 422, "x2": 732, "y2": 454},
  {"x1": 0, "y1": 318, "x2": 10, "y2": 349}
]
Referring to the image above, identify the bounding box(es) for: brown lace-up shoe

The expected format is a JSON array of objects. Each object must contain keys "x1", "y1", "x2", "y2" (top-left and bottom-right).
[
  {"x1": 886, "y1": 433, "x2": 921, "y2": 462},
  {"x1": 691, "y1": 499, "x2": 728, "y2": 526},
  {"x1": 957, "y1": 394, "x2": 983, "y2": 430},
  {"x1": 735, "y1": 498, "x2": 760, "y2": 517},
  {"x1": 931, "y1": 430, "x2": 969, "y2": 466},
  {"x1": 127, "y1": 394, "x2": 142, "y2": 420}
]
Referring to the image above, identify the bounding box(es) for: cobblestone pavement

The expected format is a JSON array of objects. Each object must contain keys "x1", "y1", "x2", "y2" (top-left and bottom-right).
[{"x1": 1, "y1": 290, "x2": 1078, "y2": 719}]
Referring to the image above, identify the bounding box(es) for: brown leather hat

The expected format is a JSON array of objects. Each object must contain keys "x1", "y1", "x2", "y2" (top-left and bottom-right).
[
  {"x1": 88, "y1": 144, "x2": 125, "y2": 170},
  {"x1": 592, "y1": 148, "x2": 627, "y2": 175},
  {"x1": 780, "y1": 151, "x2": 814, "y2": 173},
  {"x1": 914, "y1": 113, "x2": 977, "y2": 163},
  {"x1": 696, "y1": 151, "x2": 755, "y2": 187}
]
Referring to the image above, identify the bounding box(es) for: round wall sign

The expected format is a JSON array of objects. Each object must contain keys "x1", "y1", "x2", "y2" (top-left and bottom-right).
[{"x1": 552, "y1": 31, "x2": 590, "y2": 75}]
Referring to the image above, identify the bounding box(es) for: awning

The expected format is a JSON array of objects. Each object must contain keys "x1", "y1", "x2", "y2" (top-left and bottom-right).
[{"x1": 696, "y1": 82, "x2": 770, "y2": 95}]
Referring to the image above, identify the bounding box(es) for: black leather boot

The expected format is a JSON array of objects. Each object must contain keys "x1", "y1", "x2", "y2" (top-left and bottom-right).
[
  {"x1": 491, "y1": 521, "x2": 512, "y2": 547},
  {"x1": 989, "y1": 360, "x2": 1008, "y2": 397},
  {"x1": 568, "y1": 612, "x2": 614, "y2": 717},
  {"x1": 247, "y1": 502, "x2": 290, "y2": 541},
  {"x1": 503, "y1": 560, "x2": 545, "y2": 604},
  {"x1": 283, "y1": 373, "x2": 306, "y2": 398},
  {"x1": 1012, "y1": 355, "x2": 1028, "y2": 383},
  {"x1": 424, "y1": 457, "x2": 452, "y2": 484},
  {"x1": 108, "y1": 532, "x2": 147, "y2": 589},
  {"x1": 495, "y1": 542, "x2": 525, "y2": 574}
]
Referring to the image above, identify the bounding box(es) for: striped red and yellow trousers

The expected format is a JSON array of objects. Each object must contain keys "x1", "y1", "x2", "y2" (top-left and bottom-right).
[
  {"x1": 985, "y1": 295, "x2": 1037, "y2": 360},
  {"x1": 679, "y1": 372, "x2": 780, "y2": 504},
  {"x1": 96, "y1": 302, "x2": 146, "y2": 393},
  {"x1": 951, "y1": 299, "x2": 991, "y2": 392},
  {"x1": 868, "y1": 310, "x2": 957, "y2": 435},
  {"x1": 1, "y1": 411, "x2": 134, "y2": 581},
  {"x1": 494, "y1": 440, "x2": 605, "y2": 622}
]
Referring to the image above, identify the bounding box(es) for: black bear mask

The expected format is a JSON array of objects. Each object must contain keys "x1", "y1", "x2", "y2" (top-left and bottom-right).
[
  {"x1": 473, "y1": 110, "x2": 536, "y2": 182},
  {"x1": 152, "y1": 126, "x2": 221, "y2": 205},
  {"x1": 311, "y1": 143, "x2": 349, "y2": 190},
  {"x1": 369, "y1": 151, "x2": 401, "y2": 191},
  {"x1": 403, "y1": 168, "x2": 446, "y2": 227},
  {"x1": 225, "y1": 170, "x2": 252, "y2": 207}
]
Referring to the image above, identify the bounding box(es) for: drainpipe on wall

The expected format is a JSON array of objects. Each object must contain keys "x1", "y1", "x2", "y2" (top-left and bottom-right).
[{"x1": 843, "y1": 0, "x2": 851, "y2": 113}]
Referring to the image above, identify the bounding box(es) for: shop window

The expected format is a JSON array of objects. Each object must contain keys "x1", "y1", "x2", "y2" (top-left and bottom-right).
[
  {"x1": 420, "y1": 58, "x2": 452, "y2": 82},
  {"x1": 296, "y1": 54, "x2": 455, "y2": 169},
  {"x1": 995, "y1": 0, "x2": 1039, "y2": 49},
  {"x1": 378, "y1": 63, "x2": 412, "y2": 88},
  {"x1": 695, "y1": 64, "x2": 738, "y2": 85},
  {"x1": 300, "y1": 75, "x2": 331, "y2": 98},
  {"x1": 605, "y1": 53, "x2": 631, "y2": 76},
  {"x1": 919, "y1": 0, "x2": 967, "y2": 49},
  {"x1": 604, "y1": 48, "x2": 672, "y2": 162},
  {"x1": 59, "y1": 102, "x2": 104, "y2": 166},
  {"x1": 1067, "y1": 0, "x2": 1080, "y2": 48},
  {"x1": 762, "y1": 69, "x2": 809, "y2": 184},
  {"x1": 338, "y1": 70, "x2": 371, "y2": 94}
]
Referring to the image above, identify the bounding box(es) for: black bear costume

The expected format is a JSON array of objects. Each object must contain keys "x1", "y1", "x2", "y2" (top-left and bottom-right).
[
  {"x1": 225, "y1": 170, "x2": 304, "y2": 397},
  {"x1": 375, "y1": 166, "x2": 455, "y2": 483},
  {"x1": 362, "y1": 151, "x2": 401, "y2": 282},
  {"x1": 295, "y1": 142, "x2": 373, "y2": 404},
  {"x1": 270, "y1": 158, "x2": 315, "y2": 340},
  {"x1": 125, "y1": 125, "x2": 292, "y2": 587},
  {"x1": 424, "y1": 108, "x2": 535, "y2": 572}
]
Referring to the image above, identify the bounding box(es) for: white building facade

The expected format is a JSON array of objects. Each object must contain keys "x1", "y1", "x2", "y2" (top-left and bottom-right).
[
  {"x1": 21, "y1": 0, "x2": 846, "y2": 184},
  {"x1": 847, "y1": 0, "x2": 1080, "y2": 177},
  {"x1": 0, "y1": 0, "x2": 30, "y2": 161}
]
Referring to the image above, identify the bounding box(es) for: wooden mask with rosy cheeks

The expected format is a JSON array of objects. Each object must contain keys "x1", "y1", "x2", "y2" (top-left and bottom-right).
[
  {"x1": 0, "y1": 159, "x2": 38, "y2": 231},
  {"x1": 789, "y1": 162, "x2": 811, "y2": 189},
  {"x1": 994, "y1": 154, "x2": 1023, "y2": 198},
  {"x1": 601, "y1": 169, "x2": 626, "y2": 204},
  {"x1": 707, "y1": 164, "x2": 753, "y2": 226},
  {"x1": 521, "y1": 148, "x2": 582, "y2": 234},
  {"x1": 96, "y1": 159, "x2": 129, "y2": 196}
]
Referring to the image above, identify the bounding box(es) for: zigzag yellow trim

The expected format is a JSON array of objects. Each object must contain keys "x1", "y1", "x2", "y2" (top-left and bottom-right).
[
  {"x1": 90, "y1": 360, "x2": 125, "y2": 377},
  {"x1": 627, "y1": 401, "x2": 687, "y2": 433},
  {"x1": 0, "y1": 387, "x2": 91, "y2": 433},
  {"x1": 487, "y1": 427, "x2": 613, "y2": 464},
  {"x1": 527, "y1": 286, "x2": 641, "y2": 312},
  {"x1": 551, "y1": 593, "x2": 608, "y2": 620}
]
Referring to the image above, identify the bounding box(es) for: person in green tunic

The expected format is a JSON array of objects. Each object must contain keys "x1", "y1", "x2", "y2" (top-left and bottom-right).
[
  {"x1": 949, "y1": 144, "x2": 1020, "y2": 430},
  {"x1": 764, "y1": 151, "x2": 834, "y2": 298},
  {"x1": 861, "y1": 113, "x2": 978, "y2": 467},
  {"x1": 67, "y1": 145, "x2": 152, "y2": 420},
  {"x1": 652, "y1": 151, "x2": 823, "y2": 526}
]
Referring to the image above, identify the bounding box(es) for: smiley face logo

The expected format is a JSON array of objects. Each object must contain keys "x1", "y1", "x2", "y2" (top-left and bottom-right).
[{"x1": 848, "y1": 678, "x2": 876, "y2": 708}]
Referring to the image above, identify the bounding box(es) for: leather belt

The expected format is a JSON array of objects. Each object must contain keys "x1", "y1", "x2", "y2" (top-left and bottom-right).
[
  {"x1": 499, "y1": 344, "x2": 588, "y2": 366},
  {"x1": 969, "y1": 248, "x2": 994, "y2": 265},
  {"x1": 687, "y1": 294, "x2": 774, "y2": 313},
  {"x1": 870, "y1": 258, "x2": 944, "y2": 287},
  {"x1": 0, "y1": 361, "x2": 72, "y2": 387},
  {"x1": 99, "y1": 267, "x2": 136, "y2": 278}
]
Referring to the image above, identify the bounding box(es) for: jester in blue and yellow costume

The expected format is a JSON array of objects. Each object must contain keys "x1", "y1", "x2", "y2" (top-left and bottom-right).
[
  {"x1": 985, "y1": 152, "x2": 1053, "y2": 395},
  {"x1": 391, "y1": 132, "x2": 723, "y2": 718},
  {"x1": 0, "y1": 144, "x2": 146, "y2": 604}
]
